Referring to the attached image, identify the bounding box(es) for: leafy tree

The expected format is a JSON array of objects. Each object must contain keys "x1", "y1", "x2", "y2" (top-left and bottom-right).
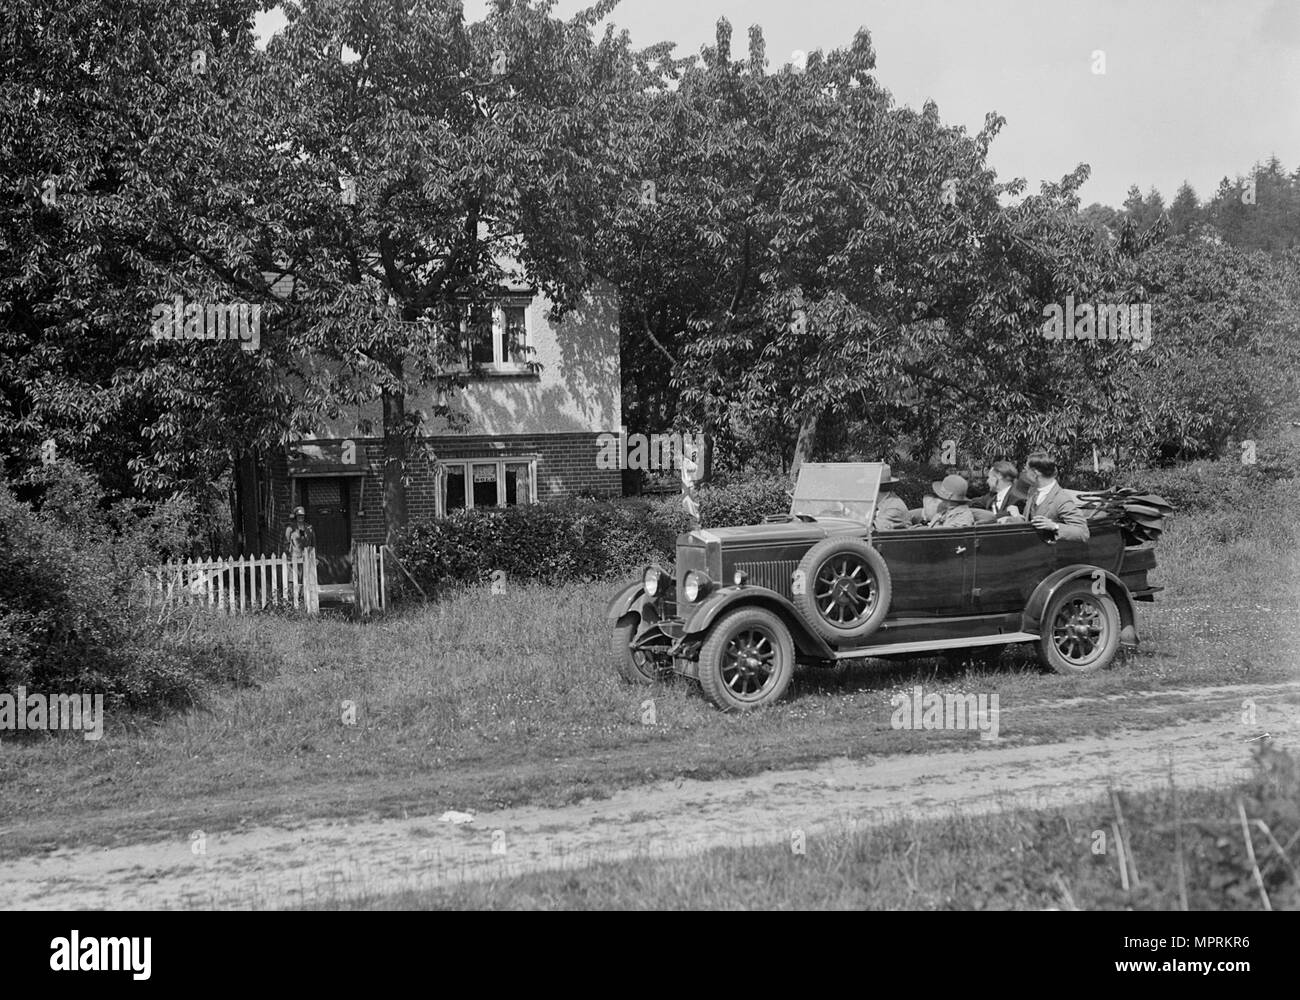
[
  {"x1": 0, "y1": 0, "x2": 274, "y2": 508},
  {"x1": 2, "y1": 0, "x2": 640, "y2": 547},
  {"x1": 1119, "y1": 236, "x2": 1300, "y2": 461},
  {"x1": 598, "y1": 19, "x2": 1020, "y2": 476},
  {"x1": 1204, "y1": 157, "x2": 1300, "y2": 255}
]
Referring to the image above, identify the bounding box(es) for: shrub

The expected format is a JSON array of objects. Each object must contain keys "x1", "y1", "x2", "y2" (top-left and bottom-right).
[
  {"x1": 0, "y1": 462, "x2": 252, "y2": 715},
  {"x1": 397, "y1": 496, "x2": 685, "y2": 597},
  {"x1": 698, "y1": 475, "x2": 791, "y2": 527}
]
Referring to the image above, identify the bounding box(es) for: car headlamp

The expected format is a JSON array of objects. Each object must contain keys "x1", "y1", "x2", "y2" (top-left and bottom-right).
[
  {"x1": 684, "y1": 570, "x2": 712, "y2": 602},
  {"x1": 643, "y1": 565, "x2": 665, "y2": 597}
]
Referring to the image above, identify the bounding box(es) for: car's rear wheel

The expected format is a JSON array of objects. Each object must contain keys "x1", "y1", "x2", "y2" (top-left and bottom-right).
[
  {"x1": 793, "y1": 537, "x2": 891, "y2": 644},
  {"x1": 1036, "y1": 582, "x2": 1120, "y2": 674},
  {"x1": 697, "y1": 607, "x2": 795, "y2": 711},
  {"x1": 611, "y1": 617, "x2": 672, "y2": 684}
]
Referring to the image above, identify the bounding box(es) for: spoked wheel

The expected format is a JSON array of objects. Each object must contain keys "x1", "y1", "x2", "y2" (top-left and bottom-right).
[
  {"x1": 697, "y1": 607, "x2": 795, "y2": 711},
  {"x1": 611, "y1": 617, "x2": 673, "y2": 684},
  {"x1": 1036, "y1": 581, "x2": 1120, "y2": 674},
  {"x1": 793, "y1": 537, "x2": 891, "y2": 644}
]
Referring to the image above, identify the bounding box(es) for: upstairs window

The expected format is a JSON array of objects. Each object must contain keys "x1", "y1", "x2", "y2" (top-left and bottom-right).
[{"x1": 460, "y1": 299, "x2": 532, "y2": 372}]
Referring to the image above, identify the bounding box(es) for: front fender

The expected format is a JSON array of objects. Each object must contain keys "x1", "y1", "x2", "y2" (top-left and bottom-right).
[
  {"x1": 1024, "y1": 565, "x2": 1138, "y2": 644},
  {"x1": 606, "y1": 580, "x2": 649, "y2": 624},
  {"x1": 680, "y1": 586, "x2": 834, "y2": 660}
]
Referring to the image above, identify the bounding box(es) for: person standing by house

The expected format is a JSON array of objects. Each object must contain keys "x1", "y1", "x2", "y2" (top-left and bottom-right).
[{"x1": 285, "y1": 506, "x2": 316, "y2": 556}]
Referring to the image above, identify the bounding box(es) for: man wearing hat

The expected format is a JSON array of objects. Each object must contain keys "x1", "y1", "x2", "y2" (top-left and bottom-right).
[
  {"x1": 873, "y1": 464, "x2": 910, "y2": 531},
  {"x1": 284, "y1": 505, "x2": 316, "y2": 557},
  {"x1": 922, "y1": 474, "x2": 976, "y2": 528}
]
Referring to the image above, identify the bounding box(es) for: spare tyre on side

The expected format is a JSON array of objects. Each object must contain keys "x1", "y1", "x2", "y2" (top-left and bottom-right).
[{"x1": 792, "y1": 536, "x2": 891, "y2": 644}]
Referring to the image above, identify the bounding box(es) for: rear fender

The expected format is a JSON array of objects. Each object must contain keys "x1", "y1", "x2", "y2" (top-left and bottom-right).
[
  {"x1": 679, "y1": 587, "x2": 834, "y2": 661},
  {"x1": 1024, "y1": 565, "x2": 1139, "y2": 645}
]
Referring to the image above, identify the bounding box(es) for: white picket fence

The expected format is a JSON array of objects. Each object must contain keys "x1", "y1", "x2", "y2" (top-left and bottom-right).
[
  {"x1": 352, "y1": 542, "x2": 385, "y2": 615},
  {"x1": 141, "y1": 549, "x2": 320, "y2": 615}
]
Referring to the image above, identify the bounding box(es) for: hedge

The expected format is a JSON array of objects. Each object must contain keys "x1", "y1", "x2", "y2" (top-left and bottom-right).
[{"x1": 397, "y1": 477, "x2": 796, "y2": 597}]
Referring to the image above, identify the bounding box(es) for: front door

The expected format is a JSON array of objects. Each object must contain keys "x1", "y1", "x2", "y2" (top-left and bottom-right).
[{"x1": 301, "y1": 477, "x2": 351, "y2": 584}]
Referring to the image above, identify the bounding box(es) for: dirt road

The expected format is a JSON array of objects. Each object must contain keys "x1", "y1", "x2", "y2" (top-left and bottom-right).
[{"x1": 2, "y1": 681, "x2": 1296, "y2": 909}]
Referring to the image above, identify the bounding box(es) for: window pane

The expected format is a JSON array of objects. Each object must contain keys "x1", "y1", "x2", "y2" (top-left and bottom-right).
[
  {"x1": 505, "y1": 462, "x2": 531, "y2": 505},
  {"x1": 472, "y1": 463, "x2": 498, "y2": 507},
  {"x1": 468, "y1": 305, "x2": 494, "y2": 365},
  {"x1": 501, "y1": 305, "x2": 526, "y2": 363},
  {"x1": 443, "y1": 465, "x2": 466, "y2": 513}
]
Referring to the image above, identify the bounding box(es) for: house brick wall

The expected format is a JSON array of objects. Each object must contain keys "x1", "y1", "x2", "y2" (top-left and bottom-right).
[{"x1": 266, "y1": 432, "x2": 620, "y2": 549}]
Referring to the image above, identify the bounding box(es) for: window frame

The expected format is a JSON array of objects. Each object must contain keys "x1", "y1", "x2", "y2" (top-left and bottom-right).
[
  {"x1": 452, "y1": 297, "x2": 534, "y2": 374},
  {"x1": 436, "y1": 456, "x2": 539, "y2": 517}
]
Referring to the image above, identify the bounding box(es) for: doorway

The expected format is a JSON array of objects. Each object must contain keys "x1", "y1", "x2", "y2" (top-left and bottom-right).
[{"x1": 299, "y1": 477, "x2": 352, "y2": 584}]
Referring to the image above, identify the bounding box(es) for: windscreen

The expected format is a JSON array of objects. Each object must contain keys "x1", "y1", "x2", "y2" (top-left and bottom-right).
[{"x1": 789, "y1": 463, "x2": 883, "y2": 523}]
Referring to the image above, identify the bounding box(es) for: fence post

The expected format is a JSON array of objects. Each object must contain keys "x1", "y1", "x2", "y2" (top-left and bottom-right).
[{"x1": 304, "y1": 547, "x2": 319, "y2": 614}]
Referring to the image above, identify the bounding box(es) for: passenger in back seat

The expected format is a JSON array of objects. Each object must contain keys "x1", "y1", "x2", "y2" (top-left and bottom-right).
[{"x1": 976, "y1": 461, "x2": 1022, "y2": 521}]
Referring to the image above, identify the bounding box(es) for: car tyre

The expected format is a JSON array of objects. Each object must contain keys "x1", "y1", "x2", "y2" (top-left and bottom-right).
[
  {"x1": 793, "y1": 537, "x2": 891, "y2": 644},
  {"x1": 611, "y1": 616, "x2": 672, "y2": 684},
  {"x1": 697, "y1": 607, "x2": 795, "y2": 711},
  {"x1": 1036, "y1": 581, "x2": 1121, "y2": 674}
]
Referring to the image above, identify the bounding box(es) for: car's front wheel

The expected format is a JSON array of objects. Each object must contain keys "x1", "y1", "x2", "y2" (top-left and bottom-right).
[
  {"x1": 611, "y1": 617, "x2": 672, "y2": 684},
  {"x1": 697, "y1": 607, "x2": 795, "y2": 711},
  {"x1": 1036, "y1": 581, "x2": 1120, "y2": 674}
]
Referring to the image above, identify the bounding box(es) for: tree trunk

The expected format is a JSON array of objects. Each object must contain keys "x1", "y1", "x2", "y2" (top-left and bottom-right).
[
  {"x1": 698, "y1": 414, "x2": 716, "y2": 486},
  {"x1": 790, "y1": 408, "x2": 820, "y2": 481},
  {"x1": 381, "y1": 373, "x2": 409, "y2": 548}
]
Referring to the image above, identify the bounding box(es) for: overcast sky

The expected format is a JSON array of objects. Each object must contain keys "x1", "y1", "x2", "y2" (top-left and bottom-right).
[{"x1": 256, "y1": 0, "x2": 1300, "y2": 209}]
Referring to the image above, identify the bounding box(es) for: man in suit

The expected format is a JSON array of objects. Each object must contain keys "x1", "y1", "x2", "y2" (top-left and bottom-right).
[
  {"x1": 873, "y1": 464, "x2": 910, "y2": 531},
  {"x1": 975, "y1": 460, "x2": 1022, "y2": 519},
  {"x1": 1016, "y1": 452, "x2": 1089, "y2": 542},
  {"x1": 921, "y1": 474, "x2": 976, "y2": 528}
]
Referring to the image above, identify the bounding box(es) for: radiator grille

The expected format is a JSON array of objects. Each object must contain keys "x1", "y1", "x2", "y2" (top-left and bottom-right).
[{"x1": 735, "y1": 560, "x2": 799, "y2": 599}]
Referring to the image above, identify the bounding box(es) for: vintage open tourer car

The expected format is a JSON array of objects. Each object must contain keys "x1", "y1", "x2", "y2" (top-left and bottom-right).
[{"x1": 607, "y1": 463, "x2": 1164, "y2": 711}]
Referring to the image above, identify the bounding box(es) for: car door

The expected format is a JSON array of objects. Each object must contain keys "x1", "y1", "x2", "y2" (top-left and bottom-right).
[
  {"x1": 972, "y1": 523, "x2": 1058, "y2": 613},
  {"x1": 873, "y1": 526, "x2": 974, "y2": 617}
]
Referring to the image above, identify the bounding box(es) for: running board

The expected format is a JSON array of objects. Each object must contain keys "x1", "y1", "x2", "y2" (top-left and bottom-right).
[{"x1": 832, "y1": 631, "x2": 1040, "y2": 660}]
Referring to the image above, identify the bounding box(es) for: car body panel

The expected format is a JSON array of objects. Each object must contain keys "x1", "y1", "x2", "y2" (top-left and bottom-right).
[{"x1": 1022, "y1": 564, "x2": 1138, "y2": 640}]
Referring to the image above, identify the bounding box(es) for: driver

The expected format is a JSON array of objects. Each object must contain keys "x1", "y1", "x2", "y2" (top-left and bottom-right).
[{"x1": 873, "y1": 464, "x2": 910, "y2": 531}]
